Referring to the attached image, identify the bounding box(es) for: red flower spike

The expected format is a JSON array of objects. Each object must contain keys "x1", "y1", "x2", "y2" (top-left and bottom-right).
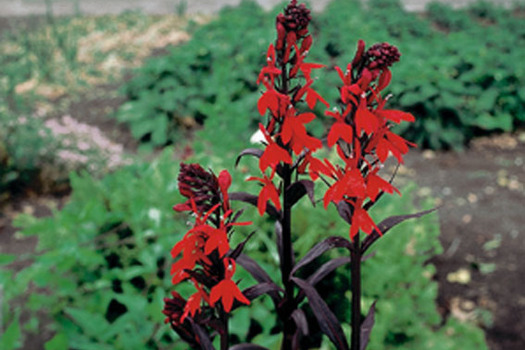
[
  {"x1": 247, "y1": 171, "x2": 281, "y2": 215},
  {"x1": 209, "y1": 259, "x2": 250, "y2": 313}
]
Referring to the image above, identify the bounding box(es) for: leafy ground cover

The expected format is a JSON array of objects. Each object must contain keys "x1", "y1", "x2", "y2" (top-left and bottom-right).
[
  {"x1": 1, "y1": 1, "x2": 524, "y2": 349},
  {"x1": 117, "y1": 0, "x2": 525, "y2": 150}
]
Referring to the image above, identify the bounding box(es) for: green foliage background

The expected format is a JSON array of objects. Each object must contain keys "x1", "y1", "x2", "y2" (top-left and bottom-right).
[{"x1": 118, "y1": 0, "x2": 525, "y2": 150}]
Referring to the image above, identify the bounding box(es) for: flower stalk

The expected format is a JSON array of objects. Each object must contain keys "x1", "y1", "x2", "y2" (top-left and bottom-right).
[{"x1": 163, "y1": 1, "x2": 432, "y2": 349}]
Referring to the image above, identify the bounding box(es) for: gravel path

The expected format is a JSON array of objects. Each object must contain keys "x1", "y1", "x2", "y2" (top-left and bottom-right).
[{"x1": 0, "y1": 0, "x2": 516, "y2": 17}]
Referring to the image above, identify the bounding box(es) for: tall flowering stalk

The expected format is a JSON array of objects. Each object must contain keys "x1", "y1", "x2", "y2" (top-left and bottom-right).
[
  {"x1": 163, "y1": 164, "x2": 252, "y2": 349},
  {"x1": 164, "y1": 1, "x2": 435, "y2": 349}
]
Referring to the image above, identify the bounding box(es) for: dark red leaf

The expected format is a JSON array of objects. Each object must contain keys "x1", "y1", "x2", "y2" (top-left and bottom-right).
[
  {"x1": 307, "y1": 257, "x2": 351, "y2": 287},
  {"x1": 291, "y1": 309, "x2": 309, "y2": 336},
  {"x1": 291, "y1": 236, "x2": 352, "y2": 276},
  {"x1": 229, "y1": 231, "x2": 256, "y2": 260},
  {"x1": 189, "y1": 319, "x2": 215, "y2": 350},
  {"x1": 296, "y1": 257, "x2": 351, "y2": 304},
  {"x1": 291, "y1": 277, "x2": 349, "y2": 350},
  {"x1": 287, "y1": 180, "x2": 315, "y2": 207},
  {"x1": 235, "y1": 148, "x2": 263, "y2": 167},
  {"x1": 360, "y1": 207, "x2": 438, "y2": 254},
  {"x1": 360, "y1": 301, "x2": 377, "y2": 350},
  {"x1": 336, "y1": 201, "x2": 353, "y2": 225},
  {"x1": 237, "y1": 254, "x2": 282, "y2": 306},
  {"x1": 230, "y1": 345, "x2": 269, "y2": 350},
  {"x1": 242, "y1": 282, "x2": 283, "y2": 301}
]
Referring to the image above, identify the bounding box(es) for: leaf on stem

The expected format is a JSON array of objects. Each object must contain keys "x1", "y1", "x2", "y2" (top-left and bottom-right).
[
  {"x1": 229, "y1": 231, "x2": 256, "y2": 260},
  {"x1": 242, "y1": 282, "x2": 283, "y2": 301},
  {"x1": 237, "y1": 254, "x2": 282, "y2": 305},
  {"x1": 230, "y1": 345, "x2": 269, "y2": 350},
  {"x1": 291, "y1": 277, "x2": 349, "y2": 350},
  {"x1": 230, "y1": 192, "x2": 281, "y2": 219},
  {"x1": 287, "y1": 180, "x2": 315, "y2": 207},
  {"x1": 235, "y1": 148, "x2": 264, "y2": 167},
  {"x1": 291, "y1": 236, "x2": 352, "y2": 276},
  {"x1": 307, "y1": 257, "x2": 351, "y2": 287},
  {"x1": 360, "y1": 207, "x2": 438, "y2": 254},
  {"x1": 336, "y1": 201, "x2": 353, "y2": 225},
  {"x1": 360, "y1": 301, "x2": 377, "y2": 350},
  {"x1": 296, "y1": 257, "x2": 351, "y2": 304},
  {"x1": 189, "y1": 319, "x2": 215, "y2": 350},
  {"x1": 291, "y1": 309, "x2": 309, "y2": 336}
]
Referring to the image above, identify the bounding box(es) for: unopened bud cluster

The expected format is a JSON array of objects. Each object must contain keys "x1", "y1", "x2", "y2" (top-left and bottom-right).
[
  {"x1": 364, "y1": 43, "x2": 401, "y2": 70},
  {"x1": 277, "y1": 0, "x2": 311, "y2": 34}
]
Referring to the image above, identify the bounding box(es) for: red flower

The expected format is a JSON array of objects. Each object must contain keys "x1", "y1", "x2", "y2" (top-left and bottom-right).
[
  {"x1": 323, "y1": 169, "x2": 366, "y2": 209},
  {"x1": 258, "y1": 124, "x2": 292, "y2": 172},
  {"x1": 366, "y1": 168, "x2": 400, "y2": 202},
  {"x1": 247, "y1": 170, "x2": 281, "y2": 215},
  {"x1": 209, "y1": 259, "x2": 250, "y2": 312},
  {"x1": 349, "y1": 199, "x2": 381, "y2": 240},
  {"x1": 180, "y1": 284, "x2": 209, "y2": 322},
  {"x1": 257, "y1": 44, "x2": 281, "y2": 86},
  {"x1": 281, "y1": 110, "x2": 322, "y2": 155},
  {"x1": 325, "y1": 109, "x2": 354, "y2": 148},
  {"x1": 356, "y1": 97, "x2": 379, "y2": 135}
]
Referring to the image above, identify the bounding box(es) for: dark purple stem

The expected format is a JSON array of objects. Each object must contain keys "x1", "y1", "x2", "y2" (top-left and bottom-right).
[{"x1": 350, "y1": 234, "x2": 361, "y2": 350}]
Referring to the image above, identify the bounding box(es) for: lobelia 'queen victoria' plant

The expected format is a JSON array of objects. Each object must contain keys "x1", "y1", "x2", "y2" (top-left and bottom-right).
[{"x1": 163, "y1": 1, "x2": 435, "y2": 349}]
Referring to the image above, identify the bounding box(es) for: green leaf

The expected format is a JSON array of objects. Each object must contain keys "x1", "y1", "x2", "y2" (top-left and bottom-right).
[
  {"x1": 0, "y1": 316, "x2": 21, "y2": 350},
  {"x1": 44, "y1": 333, "x2": 68, "y2": 350},
  {"x1": 65, "y1": 308, "x2": 110, "y2": 337}
]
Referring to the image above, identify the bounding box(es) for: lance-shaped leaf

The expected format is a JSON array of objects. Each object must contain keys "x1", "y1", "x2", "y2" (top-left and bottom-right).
[
  {"x1": 189, "y1": 319, "x2": 215, "y2": 350},
  {"x1": 291, "y1": 309, "x2": 309, "y2": 336},
  {"x1": 360, "y1": 207, "x2": 438, "y2": 254},
  {"x1": 360, "y1": 301, "x2": 377, "y2": 350},
  {"x1": 230, "y1": 192, "x2": 281, "y2": 219},
  {"x1": 292, "y1": 309, "x2": 309, "y2": 350},
  {"x1": 307, "y1": 257, "x2": 351, "y2": 287},
  {"x1": 230, "y1": 345, "x2": 269, "y2": 350},
  {"x1": 229, "y1": 231, "x2": 256, "y2": 260},
  {"x1": 336, "y1": 201, "x2": 353, "y2": 225},
  {"x1": 291, "y1": 277, "x2": 349, "y2": 350},
  {"x1": 235, "y1": 148, "x2": 263, "y2": 167},
  {"x1": 242, "y1": 282, "x2": 283, "y2": 301},
  {"x1": 237, "y1": 254, "x2": 282, "y2": 305},
  {"x1": 291, "y1": 236, "x2": 352, "y2": 276},
  {"x1": 296, "y1": 257, "x2": 351, "y2": 304},
  {"x1": 286, "y1": 180, "x2": 315, "y2": 207}
]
